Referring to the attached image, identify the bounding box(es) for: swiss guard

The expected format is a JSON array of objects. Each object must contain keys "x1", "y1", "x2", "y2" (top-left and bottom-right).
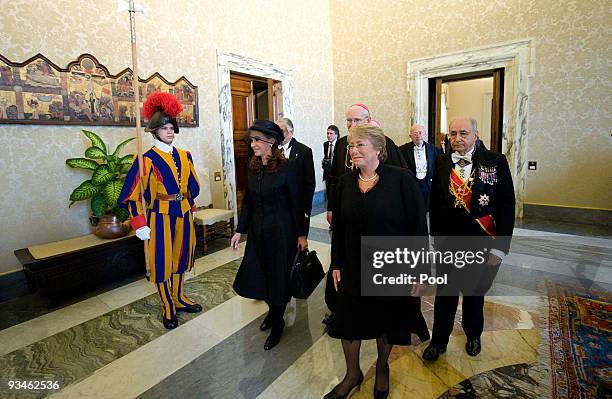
[{"x1": 118, "y1": 92, "x2": 202, "y2": 329}]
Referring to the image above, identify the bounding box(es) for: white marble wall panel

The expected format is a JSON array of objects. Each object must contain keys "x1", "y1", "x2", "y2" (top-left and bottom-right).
[
  {"x1": 407, "y1": 39, "x2": 535, "y2": 218},
  {"x1": 216, "y1": 51, "x2": 295, "y2": 217}
]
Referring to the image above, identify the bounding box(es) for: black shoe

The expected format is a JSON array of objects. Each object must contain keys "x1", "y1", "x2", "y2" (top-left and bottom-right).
[
  {"x1": 374, "y1": 363, "x2": 389, "y2": 399},
  {"x1": 466, "y1": 338, "x2": 481, "y2": 356},
  {"x1": 323, "y1": 372, "x2": 364, "y2": 399},
  {"x1": 162, "y1": 316, "x2": 179, "y2": 330},
  {"x1": 322, "y1": 313, "x2": 335, "y2": 326},
  {"x1": 260, "y1": 314, "x2": 273, "y2": 331},
  {"x1": 176, "y1": 303, "x2": 202, "y2": 313},
  {"x1": 422, "y1": 344, "x2": 446, "y2": 361},
  {"x1": 264, "y1": 319, "x2": 285, "y2": 350}
]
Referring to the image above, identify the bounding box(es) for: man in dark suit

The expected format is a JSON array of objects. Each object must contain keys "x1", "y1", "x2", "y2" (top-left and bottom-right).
[
  {"x1": 322, "y1": 125, "x2": 339, "y2": 201},
  {"x1": 423, "y1": 117, "x2": 515, "y2": 361},
  {"x1": 277, "y1": 118, "x2": 316, "y2": 218},
  {"x1": 399, "y1": 124, "x2": 441, "y2": 209},
  {"x1": 326, "y1": 103, "x2": 407, "y2": 225}
]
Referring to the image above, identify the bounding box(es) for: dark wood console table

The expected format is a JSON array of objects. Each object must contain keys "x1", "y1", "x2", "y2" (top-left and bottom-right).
[{"x1": 14, "y1": 233, "x2": 145, "y2": 300}]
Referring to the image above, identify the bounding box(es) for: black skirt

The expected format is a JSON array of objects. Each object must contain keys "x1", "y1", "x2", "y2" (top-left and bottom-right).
[{"x1": 328, "y1": 288, "x2": 428, "y2": 345}]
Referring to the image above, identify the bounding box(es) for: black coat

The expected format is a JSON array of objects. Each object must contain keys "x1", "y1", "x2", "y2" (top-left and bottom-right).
[
  {"x1": 331, "y1": 164, "x2": 428, "y2": 295},
  {"x1": 430, "y1": 146, "x2": 515, "y2": 254},
  {"x1": 327, "y1": 135, "x2": 407, "y2": 211},
  {"x1": 322, "y1": 140, "x2": 335, "y2": 181},
  {"x1": 233, "y1": 162, "x2": 309, "y2": 305},
  {"x1": 286, "y1": 137, "x2": 316, "y2": 216}
]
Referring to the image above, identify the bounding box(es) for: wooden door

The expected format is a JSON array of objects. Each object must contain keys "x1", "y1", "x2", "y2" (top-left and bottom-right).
[
  {"x1": 230, "y1": 74, "x2": 253, "y2": 212},
  {"x1": 490, "y1": 68, "x2": 504, "y2": 153},
  {"x1": 230, "y1": 73, "x2": 283, "y2": 212},
  {"x1": 429, "y1": 69, "x2": 504, "y2": 153}
]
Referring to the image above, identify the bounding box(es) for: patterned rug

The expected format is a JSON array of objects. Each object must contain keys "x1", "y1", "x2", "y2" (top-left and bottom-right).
[{"x1": 547, "y1": 281, "x2": 612, "y2": 398}]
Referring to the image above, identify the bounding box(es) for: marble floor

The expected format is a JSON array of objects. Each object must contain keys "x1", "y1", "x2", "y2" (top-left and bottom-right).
[{"x1": 0, "y1": 211, "x2": 610, "y2": 398}]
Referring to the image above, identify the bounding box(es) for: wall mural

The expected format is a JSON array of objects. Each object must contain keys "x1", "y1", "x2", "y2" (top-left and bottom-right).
[{"x1": 0, "y1": 53, "x2": 198, "y2": 127}]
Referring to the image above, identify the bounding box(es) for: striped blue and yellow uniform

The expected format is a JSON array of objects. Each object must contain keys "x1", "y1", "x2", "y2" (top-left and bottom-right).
[{"x1": 118, "y1": 145, "x2": 200, "y2": 319}]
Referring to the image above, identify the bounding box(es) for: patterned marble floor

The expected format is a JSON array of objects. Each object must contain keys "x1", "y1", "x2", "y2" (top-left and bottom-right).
[{"x1": 0, "y1": 217, "x2": 609, "y2": 398}]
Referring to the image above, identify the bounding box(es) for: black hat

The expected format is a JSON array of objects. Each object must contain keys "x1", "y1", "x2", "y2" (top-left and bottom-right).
[
  {"x1": 248, "y1": 120, "x2": 284, "y2": 145},
  {"x1": 142, "y1": 92, "x2": 183, "y2": 134},
  {"x1": 145, "y1": 110, "x2": 179, "y2": 133}
]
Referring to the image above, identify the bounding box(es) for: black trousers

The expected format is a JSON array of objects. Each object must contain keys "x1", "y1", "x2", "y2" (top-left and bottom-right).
[
  {"x1": 431, "y1": 295, "x2": 485, "y2": 348},
  {"x1": 430, "y1": 263, "x2": 499, "y2": 348}
]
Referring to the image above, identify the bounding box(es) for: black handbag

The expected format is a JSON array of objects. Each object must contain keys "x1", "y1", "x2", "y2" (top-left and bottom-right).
[{"x1": 290, "y1": 248, "x2": 325, "y2": 299}]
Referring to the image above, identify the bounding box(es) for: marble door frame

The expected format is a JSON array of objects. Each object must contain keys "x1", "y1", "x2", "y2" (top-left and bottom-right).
[
  {"x1": 407, "y1": 39, "x2": 535, "y2": 218},
  {"x1": 216, "y1": 51, "x2": 294, "y2": 216}
]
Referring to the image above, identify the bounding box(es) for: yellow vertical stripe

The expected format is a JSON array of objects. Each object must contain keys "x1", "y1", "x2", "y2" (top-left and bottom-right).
[
  {"x1": 157, "y1": 282, "x2": 174, "y2": 318},
  {"x1": 148, "y1": 212, "x2": 157, "y2": 282},
  {"x1": 163, "y1": 214, "x2": 173, "y2": 278},
  {"x1": 188, "y1": 211, "x2": 196, "y2": 271},
  {"x1": 172, "y1": 216, "x2": 184, "y2": 271}
]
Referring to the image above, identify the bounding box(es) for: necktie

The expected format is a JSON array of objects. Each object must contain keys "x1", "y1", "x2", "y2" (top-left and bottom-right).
[{"x1": 328, "y1": 143, "x2": 333, "y2": 159}]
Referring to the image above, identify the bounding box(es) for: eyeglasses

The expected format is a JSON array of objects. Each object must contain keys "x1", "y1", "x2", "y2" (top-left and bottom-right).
[
  {"x1": 346, "y1": 118, "x2": 365, "y2": 125},
  {"x1": 449, "y1": 130, "x2": 471, "y2": 137},
  {"x1": 245, "y1": 136, "x2": 275, "y2": 146},
  {"x1": 347, "y1": 143, "x2": 370, "y2": 151}
]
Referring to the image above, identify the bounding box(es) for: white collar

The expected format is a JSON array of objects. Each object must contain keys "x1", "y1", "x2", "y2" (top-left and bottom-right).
[
  {"x1": 453, "y1": 146, "x2": 475, "y2": 160},
  {"x1": 330, "y1": 139, "x2": 337, "y2": 146},
  {"x1": 154, "y1": 139, "x2": 173, "y2": 154},
  {"x1": 414, "y1": 142, "x2": 425, "y2": 150},
  {"x1": 280, "y1": 141, "x2": 291, "y2": 150}
]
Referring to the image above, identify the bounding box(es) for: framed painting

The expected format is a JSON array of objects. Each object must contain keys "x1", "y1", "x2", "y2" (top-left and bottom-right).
[{"x1": 0, "y1": 53, "x2": 199, "y2": 127}]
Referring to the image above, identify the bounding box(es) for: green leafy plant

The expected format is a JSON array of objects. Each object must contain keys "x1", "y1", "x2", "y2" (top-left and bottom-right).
[{"x1": 66, "y1": 130, "x2": 135, "y2": 222}]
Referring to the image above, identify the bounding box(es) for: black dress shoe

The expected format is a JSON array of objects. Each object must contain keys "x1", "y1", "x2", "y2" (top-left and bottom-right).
[
  {"x1": 264, "y1": 319, "x2": 285, "y2": 350},
  {"x1": 260, "y1": 313, "x2": 273, "y2": 331},
  {"x1": 176, "y1": 303, "x2": 203, "y2": 313},
  {"x1": 422, "y1": 344, "x2": 446, "y2": 361},
  {"x1": 162, "y1": 316, "x2": 179, "y2": 330},
  {"x1": 466, "y1": 338, "x2": 481, "y2": 356},
  {"x1": 323, "y1": 372, "x2": 364, "y2": 399}
]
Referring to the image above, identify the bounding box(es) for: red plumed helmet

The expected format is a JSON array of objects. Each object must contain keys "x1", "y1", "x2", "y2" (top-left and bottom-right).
[
  {"x1": 143, "y1": 91, "x2": 183, "y2": 133},
  {"x1": 143, "y1": 91, "x2": 182, "y2": 119}
]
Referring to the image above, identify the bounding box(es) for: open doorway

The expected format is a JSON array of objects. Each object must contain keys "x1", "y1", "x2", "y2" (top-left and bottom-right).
[
  {"x1": 428, "y1": 68, "x2": 504, "y2": 153},
  {"x1": 230, "y1": 72, "x2": 282, "y2": 211}
]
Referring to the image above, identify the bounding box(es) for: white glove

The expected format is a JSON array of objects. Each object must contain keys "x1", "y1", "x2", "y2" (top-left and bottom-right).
[{"x1": 135, "y1": 226, "x2": 151, "y2": 240}]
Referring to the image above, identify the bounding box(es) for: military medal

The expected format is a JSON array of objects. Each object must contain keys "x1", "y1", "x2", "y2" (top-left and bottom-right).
[
  {"x1": 478, "y1": 194, "x2": 490, "y2": 207},
  {"x1": 479, "y1": 166, "x2": 497, "y2": 185},
  {"x1": 457, "y1": 158, "x2": 469, "y2": 179}
]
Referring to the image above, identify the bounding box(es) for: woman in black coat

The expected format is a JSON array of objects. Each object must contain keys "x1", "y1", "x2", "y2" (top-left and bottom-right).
[
  {"x1": 325, "y1": 124, "x2": 429, "y2": 399},
  {"x1": 230, "y1": 120, "x2": 309, "y2": 350}
]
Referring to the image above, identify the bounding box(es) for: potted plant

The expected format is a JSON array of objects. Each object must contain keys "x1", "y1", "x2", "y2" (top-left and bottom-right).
[{"x1": 66, "y1": 129, "x2": 135, "y2": 238}]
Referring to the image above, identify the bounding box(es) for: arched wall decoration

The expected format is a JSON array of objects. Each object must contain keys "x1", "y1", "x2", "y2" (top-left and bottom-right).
[
  {"x1": 0, "y1": 53, "x2": 198, "y2": 127},
  {"x1": 216, "y1": 51, "x2": 294, "y2": 215},
  {"x1": 407, "y1": 39, "x2": 535, "y2": 218}
]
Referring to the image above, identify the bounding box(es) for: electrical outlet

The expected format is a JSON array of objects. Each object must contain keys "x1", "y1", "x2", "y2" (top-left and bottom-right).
[
  {"x1": 528, "y1": 161, "x2": 537, "y2": 170},
  {"x1": 214, "y1": 171, "x2": 222, "y2": 181}
]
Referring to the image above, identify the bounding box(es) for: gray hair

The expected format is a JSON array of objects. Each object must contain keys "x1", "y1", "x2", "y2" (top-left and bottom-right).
[
  {"x1": 449, "y1": 117, "x2": 478, "y2": 133},
  {"x1": 278, "y1": 117, "x2": 294, "y2": 131}
]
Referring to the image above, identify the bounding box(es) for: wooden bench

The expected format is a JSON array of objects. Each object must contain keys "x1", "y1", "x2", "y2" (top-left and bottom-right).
[{"x1": 14, "y1": 232, "x2": 145, "y2": 301}]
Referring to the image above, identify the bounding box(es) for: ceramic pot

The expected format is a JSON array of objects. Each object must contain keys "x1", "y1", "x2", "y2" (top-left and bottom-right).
[{"x1": 93, "y1": 214, "x2": 130, "y2": 239}]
